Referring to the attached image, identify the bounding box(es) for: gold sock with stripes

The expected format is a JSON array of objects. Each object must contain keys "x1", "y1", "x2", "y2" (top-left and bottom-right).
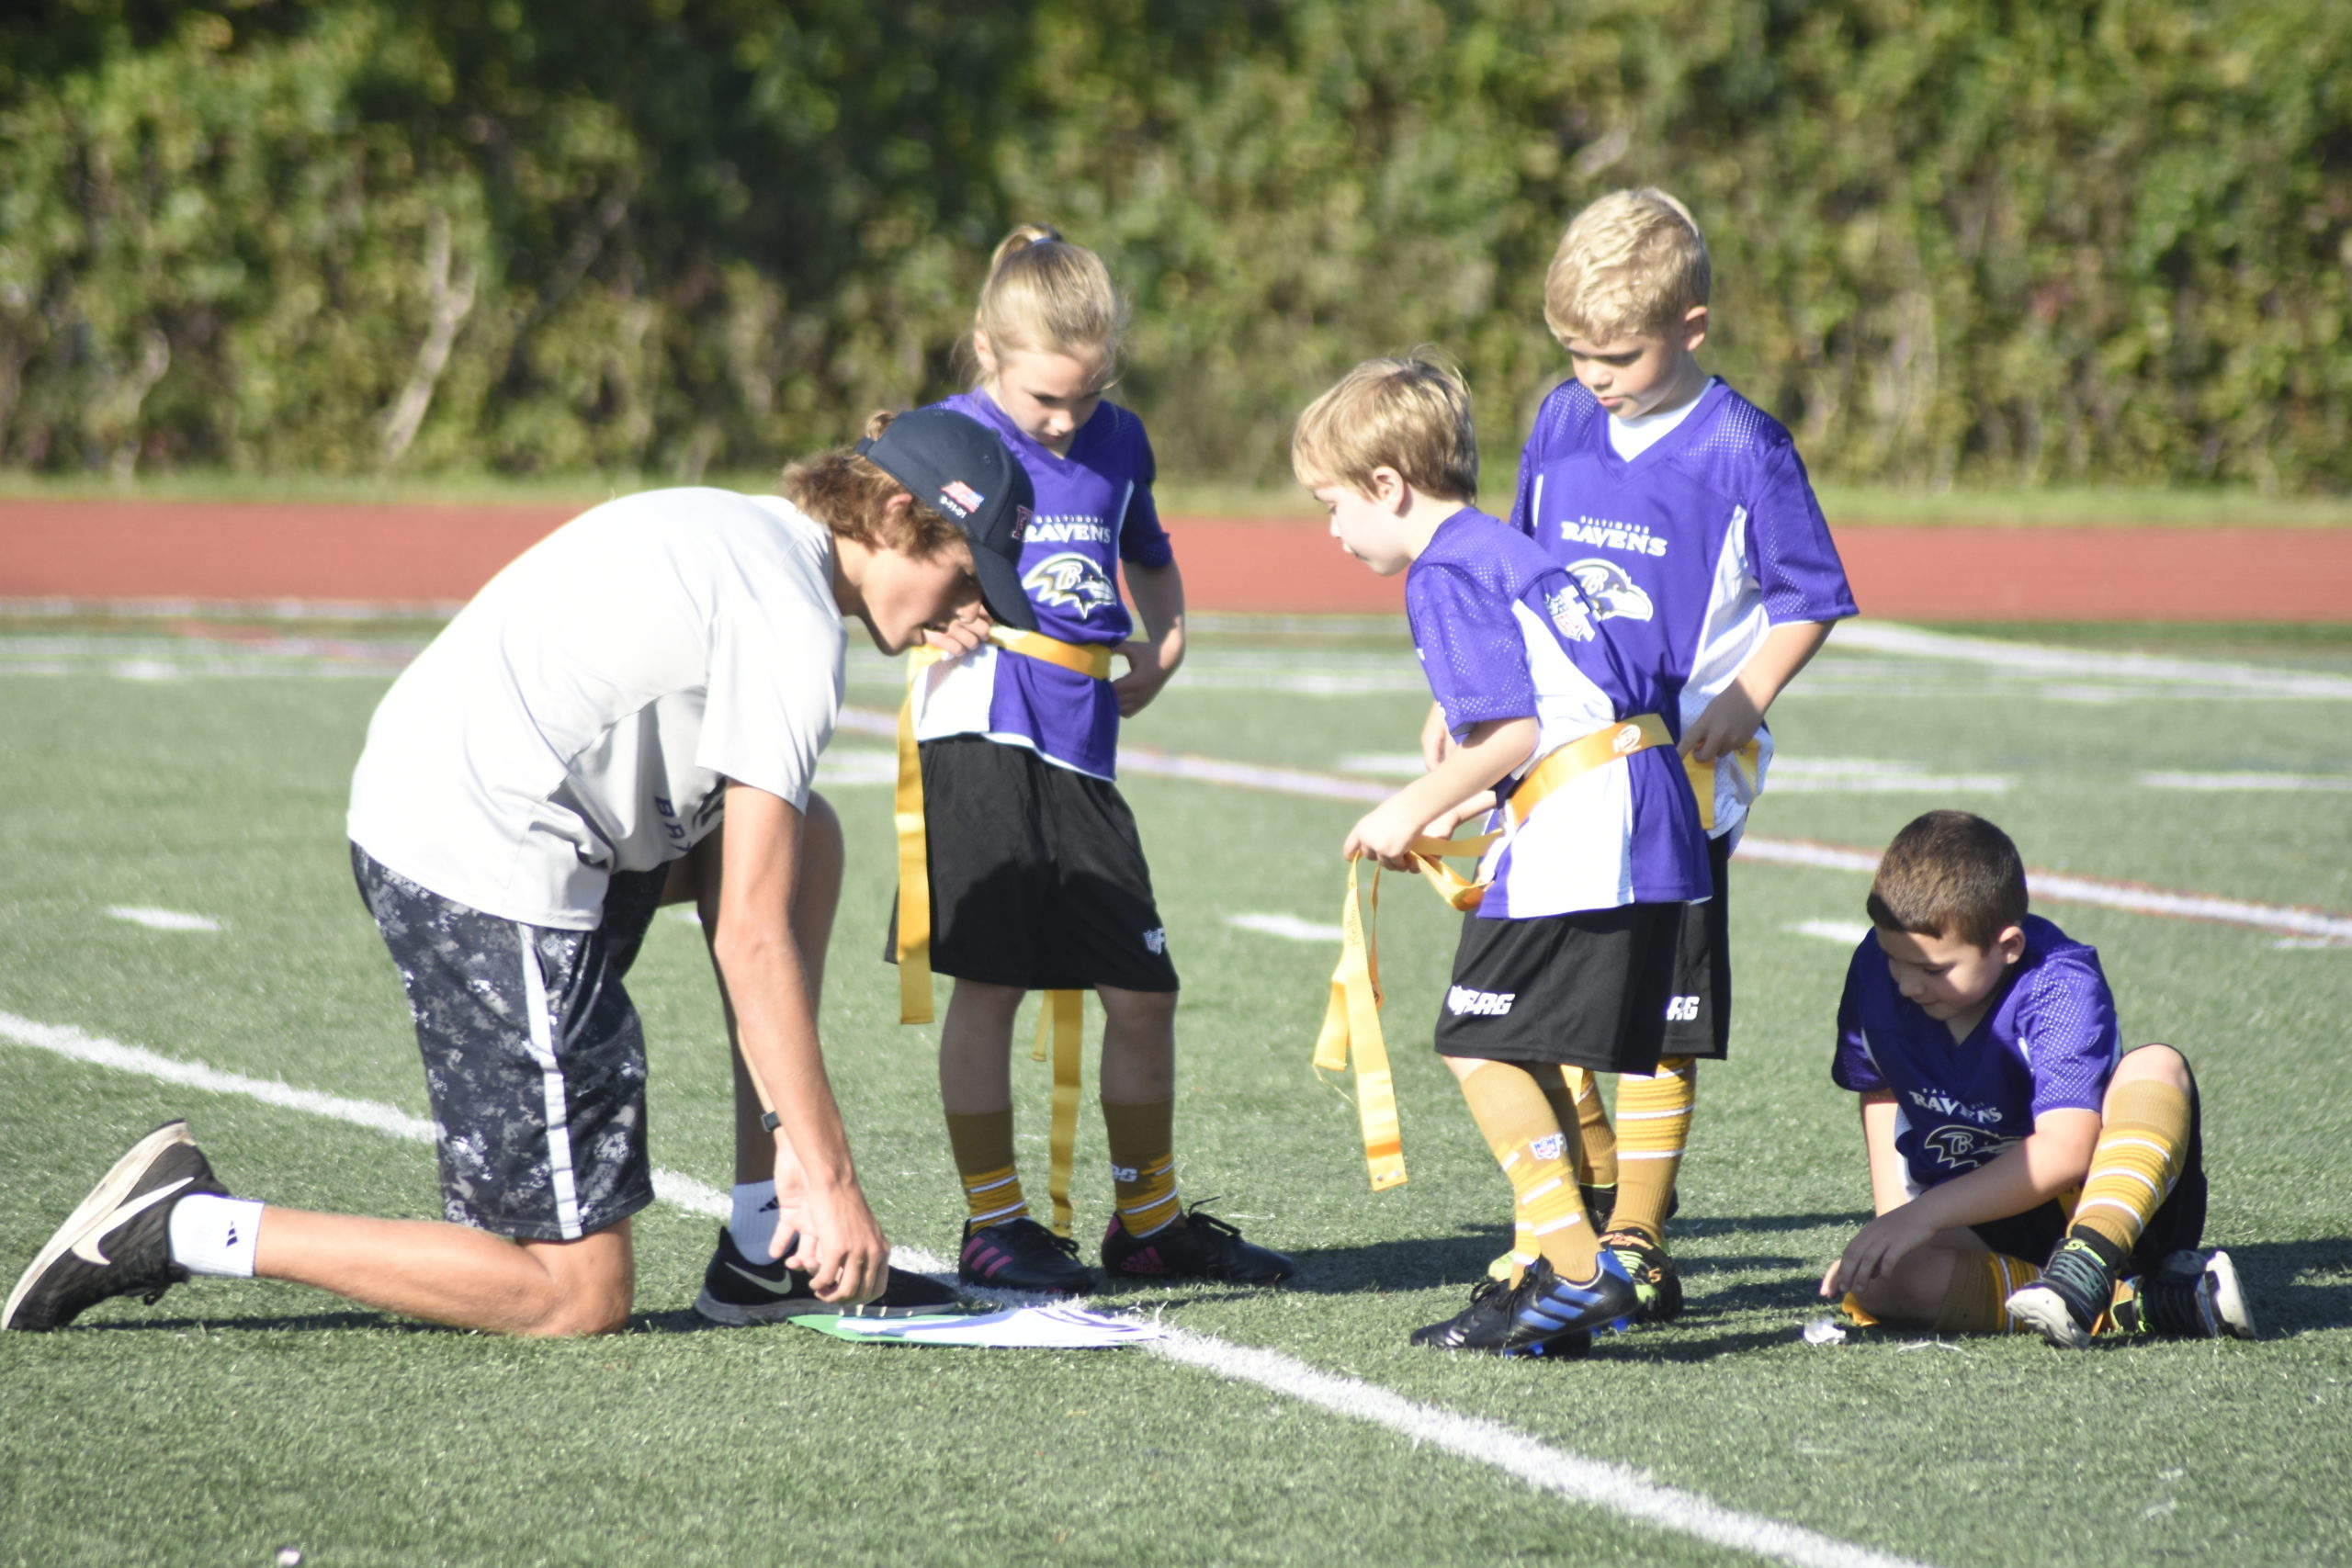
[
  {"x1": 1539, "y1": 1066, "x2": 1618, "y2": 1212},
  {"x1": 1460, "y1": 1062, "x2": 1600, "y2": 1285},
  {"x1": 2069, "y1": 1078, "x2": 2192, "y2": 1256},
  {"x1": 945, "y1": 1109, "x2": 1028, "y2": 1232},
  {"x1": 1610, "y1": 1055, "x2": 1694, "y2": 1245},
  {"x1": 1934, "y1": 1251, "x2": 2041, "y2": 1334},
  {"x1": 1102, "y1": 1097, "x2": 1182, "y2": 1239}
]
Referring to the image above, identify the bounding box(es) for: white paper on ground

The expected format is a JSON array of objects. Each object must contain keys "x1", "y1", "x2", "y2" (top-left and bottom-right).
[{"x1": 798, "y1": 1303, "x2": 1163, "y2": 1348}]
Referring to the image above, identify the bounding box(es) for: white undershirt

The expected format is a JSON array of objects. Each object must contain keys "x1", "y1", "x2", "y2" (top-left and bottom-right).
[{"x1": 1606, "y1": 377, "x2": 1718, "y2": 460}]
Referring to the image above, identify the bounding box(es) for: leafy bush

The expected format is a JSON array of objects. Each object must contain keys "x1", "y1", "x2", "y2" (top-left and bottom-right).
[{"x1": 2, "y1": 0, "x2": 2345, "y2": 490}]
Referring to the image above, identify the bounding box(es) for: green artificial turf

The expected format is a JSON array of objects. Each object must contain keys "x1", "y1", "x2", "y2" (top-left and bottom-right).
[{"x1": 1, "y1": 620, "x2": 2348, "y2": 1567}]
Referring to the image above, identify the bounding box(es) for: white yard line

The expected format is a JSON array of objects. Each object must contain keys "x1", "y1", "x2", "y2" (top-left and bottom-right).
[
  {"x1": 2141, "y1": 772, "x2": 2352, "y2": 794},
  {"x1": 1829, "y1": 623, "x2": 2352, "y2": 701},
  {"x1": 0, "y1": 1008, "x2": 1935, "y2": 1568},
  {"x1": 847, "y1": 708, "x2": 2352, "y2": 948},
  {"x1": 1227, "y1": 913, "x2": 1348, "y2": 943},
  {"x1": 1786, "y1": 919, "x2": 1872, "y2": 945},
  {"x1": 105, "y1": 906, "x2": 224, "y2": 932}
]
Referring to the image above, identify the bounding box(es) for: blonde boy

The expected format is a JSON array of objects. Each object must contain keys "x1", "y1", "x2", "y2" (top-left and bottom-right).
[
  {"x1": 1297, "y1": 356, "x2": 1710, "y2": 1357},
  {"x1": 1489, "y1": 188, "x2": 1858, "y2": 1318}
]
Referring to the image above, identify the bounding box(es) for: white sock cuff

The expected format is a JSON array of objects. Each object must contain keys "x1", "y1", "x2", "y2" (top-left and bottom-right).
[
  {"x1": 167, "y1": 1194, "x2": 264, "y2": 1278},
  {"x1": 729, "y1": 1180, "x2": 780, "y2": 1258}
]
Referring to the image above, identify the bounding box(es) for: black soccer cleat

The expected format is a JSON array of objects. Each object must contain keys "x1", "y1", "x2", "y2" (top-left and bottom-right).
[
  {"x1": 4, "y1": 1121, "x2": 228, "y2": 1332},
  {"x1": 2006, "y1": 1234, "x2": 2120, "y2": 1349},
  {"x1": 957, "y1": 1216, "x2": 1095, "y2": 1294},
  {"x1": 1599, "y1": 1230, "x2": 1685, "y2": 1325},
  {"x1": 1101, "y1": 1205, "x2": 1296, "y2": 1287},
  {"x1": 1410, "y1": 1253, "x2": 1637, "y2": 1358},
  {"x1": 2109, "y1": 1249, "x2": 2257, "y2": 1342},
  {"x1": 694, "y1": 1225, "x2": 962, "y2": 1324}
]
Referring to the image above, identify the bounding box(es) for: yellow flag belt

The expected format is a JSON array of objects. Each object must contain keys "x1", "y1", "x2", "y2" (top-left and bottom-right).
[
  {"x1": 897, "y1": 627, "x2": 1114, "y2": 1237},
  {"x1": 1315, "y1": 713, "x2": 1671, "y2": 1190}
]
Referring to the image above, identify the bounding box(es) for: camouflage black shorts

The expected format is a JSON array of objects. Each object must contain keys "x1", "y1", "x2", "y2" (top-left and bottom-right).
[{"x1": 351, "y1": 844, "x2": 668, "y2": 1241}]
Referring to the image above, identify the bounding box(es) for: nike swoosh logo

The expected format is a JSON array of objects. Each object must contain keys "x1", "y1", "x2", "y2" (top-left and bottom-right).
[
  {"x1": 723, "y1": 1259, "x2": 808, "y2": 1298},
  {"x1": 70, "y1": 1177, "x2": 194, "y2": 1268}
]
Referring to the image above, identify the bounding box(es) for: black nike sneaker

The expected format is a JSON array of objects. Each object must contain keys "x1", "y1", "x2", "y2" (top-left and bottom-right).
[
  {"x1": 1101, "y1": 1205, "x2": 1296, "y2": 1287},
  {"x1": 693, "y1": 1226, "x2": 962, "y2": 1324},
  {"x1": 2006, "y1": 1234, "x2": 2121, "y2": 1349},
  {"x1": 956, "y1": 1216, "x2": 1095, "y2": 1294},
  {"x1": 5, "y1": 1120, "x2": 228, "y2": 1331}
]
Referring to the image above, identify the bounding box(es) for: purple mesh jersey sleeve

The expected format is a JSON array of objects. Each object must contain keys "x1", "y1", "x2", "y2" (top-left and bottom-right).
[
  {"x1": 1406, "y1": 561, "x2": 1539, "y2": 735},
  {"x1": 2015, "y1": 953, "x2": 2121, "y2": 1118},
  {"x1": 1746, "y1": 443, "x2": 1859, "y2": 625}
]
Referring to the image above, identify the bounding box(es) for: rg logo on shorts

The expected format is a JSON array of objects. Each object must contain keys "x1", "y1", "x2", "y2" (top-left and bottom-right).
[{"x1": 1446, "y1": 986, "x2": 1516, "y2": 1017}]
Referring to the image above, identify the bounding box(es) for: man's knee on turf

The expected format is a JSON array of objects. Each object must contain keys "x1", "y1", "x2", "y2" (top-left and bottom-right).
[{"x1": 514, "y1": 1229, "x2": 634, "y2": 1337}]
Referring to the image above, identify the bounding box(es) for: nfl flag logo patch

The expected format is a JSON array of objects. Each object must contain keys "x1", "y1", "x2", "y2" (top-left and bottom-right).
[{"x1": 943, "y1": 479, "x2": 986, "y2": 515}]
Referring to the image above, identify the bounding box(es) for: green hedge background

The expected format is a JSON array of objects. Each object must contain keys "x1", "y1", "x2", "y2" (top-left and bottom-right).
[{"x1": 3, "y1": 0, "x2": 2347, "y2": 490}]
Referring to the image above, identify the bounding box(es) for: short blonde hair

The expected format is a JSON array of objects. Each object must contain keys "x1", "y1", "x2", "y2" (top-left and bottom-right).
[
  {"x1": 1544, "y1": 188, "x2": 1712, "y2": 344},
  {"x1": 973, "y1": 223, "x2": 1127, "y2": 378},
  {"x1": 1291, "y1": 353, "x2": 1478, "y2": 502}
]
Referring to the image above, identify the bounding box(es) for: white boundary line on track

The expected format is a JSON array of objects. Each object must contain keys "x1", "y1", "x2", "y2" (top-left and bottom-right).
[{"x1": 0, "y1": 1007, "x2": 1934, "y2": 1568}]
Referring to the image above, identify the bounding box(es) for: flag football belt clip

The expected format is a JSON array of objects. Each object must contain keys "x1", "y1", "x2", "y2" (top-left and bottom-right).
[
  {"x1": 1313, "y1": 712, "x2": 1669, "y2": 1191},
  {"x1": 1401, "y1": 712, "x2": 1674, "y2": 913},
  {"x1": 896, "y1": 628, "x2": 1114, "y2": 1237}
]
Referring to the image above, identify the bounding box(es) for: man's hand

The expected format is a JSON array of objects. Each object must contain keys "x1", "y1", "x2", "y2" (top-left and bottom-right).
[
  {"x1": 1818, "y1": 1206, "x2": 1937, "y2": 1299},
  {"x1": 784, "y1": 1181, "x2": 891, "y2": 1304}
]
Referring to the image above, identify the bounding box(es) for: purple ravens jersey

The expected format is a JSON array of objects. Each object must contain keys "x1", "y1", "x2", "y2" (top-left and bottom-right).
[
  {"x1": 1408, "y1": 507, "x2": 1709, "y2": 919},
  {"x1": 1831, "y1": 914, "x2": 2120, "y2": 1195},
  {"x1": 1509, "y1": 378, "x2": 1857, "y2": 839},
  {"x1": 910, "y1": 390, "x2": 1174, "y2": 779}
]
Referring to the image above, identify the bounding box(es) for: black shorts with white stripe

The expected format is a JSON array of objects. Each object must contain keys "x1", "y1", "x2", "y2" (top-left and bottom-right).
[{"x1": 350, "y1": 844, "x2": 664, "y2": 1242}]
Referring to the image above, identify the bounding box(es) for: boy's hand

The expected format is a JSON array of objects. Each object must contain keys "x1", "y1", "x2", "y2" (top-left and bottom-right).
[
  {"x1": 922, "y1": 603, "x2": 993, "y2": 659},
  {"x1": 1679, "y1": 683, "x2": 1764, "y2": 765},
  {"x1": 1343, "y1": 798, "x2": 1431, "y2": 870},
  {"x1": 1817, "y1": 1207, "x2": 1937, "y2": 1299},
  {"x1": 1419, "y1": 701, "x2": 1454, "y2": 771}
]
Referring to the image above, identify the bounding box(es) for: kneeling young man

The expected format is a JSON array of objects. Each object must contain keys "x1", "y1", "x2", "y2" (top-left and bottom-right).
[
  {"x1": 6, "y1": 410, "x2": 1029, "y2": 1337},
  {"x1": 1821, "y1": 810, "x2": 2256, "y2": 1348}
]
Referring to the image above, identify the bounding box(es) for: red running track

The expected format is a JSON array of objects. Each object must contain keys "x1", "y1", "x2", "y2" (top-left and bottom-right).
[{"x1": 1, "y1": 500, "x2": 2346, "y2": 620}]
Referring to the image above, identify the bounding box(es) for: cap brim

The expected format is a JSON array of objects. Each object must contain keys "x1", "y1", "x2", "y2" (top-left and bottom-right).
[{"x1": 968, "y1": 545, "x2": 1036, "y2": 632}]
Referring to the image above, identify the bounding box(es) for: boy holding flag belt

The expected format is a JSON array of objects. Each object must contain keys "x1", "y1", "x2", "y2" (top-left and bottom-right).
[
  {"x1": 1296, "y1": 355, "x2": 1710, "y2": 1359},
  {"x1": 1489, "y1": 188, "x2": 1857, "y2": 1318}
]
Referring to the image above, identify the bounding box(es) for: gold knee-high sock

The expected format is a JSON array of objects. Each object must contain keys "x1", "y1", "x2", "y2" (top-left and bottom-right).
[
  {"x1": 1538, "y1": 1066, "x2": 1617, "y2": 1200},
  {"x1": 2069, "y1": 1078, "x2": 2192, "y2": 1257},
  {"x1": 1611, "y1": 1055, "x2": 1694, "y2": 1244},
  {"x1": 945, "y1": 1109, "x2": 1028, "y2": 1231},
  {"x1": 1933, "y1": 1252, "x2": 2041, "y2": 1334},
  {"x1": 1102, "y1": 1097, "x2": 1181, "y2": 1239},
  {"x1": 1459, "y1": 1062, "x2": 1600, "y2": 1285}
]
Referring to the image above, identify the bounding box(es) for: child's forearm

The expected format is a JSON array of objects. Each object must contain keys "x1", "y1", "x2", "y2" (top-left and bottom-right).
[
  {"x1": 1394, "y1": 717, "x2": 1537, "y2": 827},
  {"x1": 1891, "y1": 1114, "x2": 2098, "y2": 1235},
  {"x1": 1733, "y1": 619, "x2": 1832, "y2": 715},
  {"x1": 1125, "y1": 560, "x2": 1186, "y2": 669},
  {"x1": 1858, "y1": 1093, "x2": 1911, "y2": 1216}
]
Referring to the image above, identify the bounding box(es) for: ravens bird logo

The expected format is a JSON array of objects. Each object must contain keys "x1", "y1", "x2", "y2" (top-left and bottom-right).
[
  {"x1": 1922, "y1": 1123, "x2": 2017, "y2": 1171},
  {"x1": 1565, "y1": 558, "x2": 1656, "y2": 624},
  {"x1": 1023, "y1": 551, "x2": 1118, "y2": 618}
]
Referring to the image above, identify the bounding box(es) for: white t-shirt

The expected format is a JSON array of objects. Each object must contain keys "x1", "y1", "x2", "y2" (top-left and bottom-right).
[{"x1": 348, "y1": 488, "x2": 846, "y2": 931}]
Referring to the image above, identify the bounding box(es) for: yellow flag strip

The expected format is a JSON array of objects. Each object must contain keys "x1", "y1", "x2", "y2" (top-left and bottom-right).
[{"x1": 894, "y1": 628, "x2": 1114, "y2": 1228}]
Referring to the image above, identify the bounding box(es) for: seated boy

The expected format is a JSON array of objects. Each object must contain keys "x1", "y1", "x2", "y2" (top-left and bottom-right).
[
  {"x1": 1294, "y1": 355, "x2": 1711, "y2": 1357},
  {"x1": 1821, "y1": 810, "x2": 2256, "y2": 1348}
]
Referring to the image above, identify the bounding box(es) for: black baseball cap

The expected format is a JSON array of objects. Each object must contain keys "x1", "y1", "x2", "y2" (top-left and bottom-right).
[{"x1": 856, "y1": 408, "x2": 1037, "y2": 632}]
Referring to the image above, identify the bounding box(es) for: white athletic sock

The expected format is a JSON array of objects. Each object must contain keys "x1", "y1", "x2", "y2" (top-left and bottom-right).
[
  {"x1": 166, "y1": 1194, "x2": 264, "y2": 1278},
  {"x1": 729, "y1": 1180, "x2": 779, "y2": 1259}
]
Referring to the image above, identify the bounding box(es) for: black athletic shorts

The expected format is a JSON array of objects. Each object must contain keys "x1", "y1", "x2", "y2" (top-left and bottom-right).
[
  {"x1": 1430, "y1": 901, "x2": 1684, "y2": 1073},
  {"x1": 352, "y1": 844, "x2": 667, "y2": 1241},
  {"x1": 1662, "y1": 835, "x2": 1733, "y2": 1060},
  {"x1": 884, "y1": 735, "x2": 1180, "y2": 993},
  {"x1": 1969, "y1": 1060, "x2": 2209, "y2": 1270}
]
